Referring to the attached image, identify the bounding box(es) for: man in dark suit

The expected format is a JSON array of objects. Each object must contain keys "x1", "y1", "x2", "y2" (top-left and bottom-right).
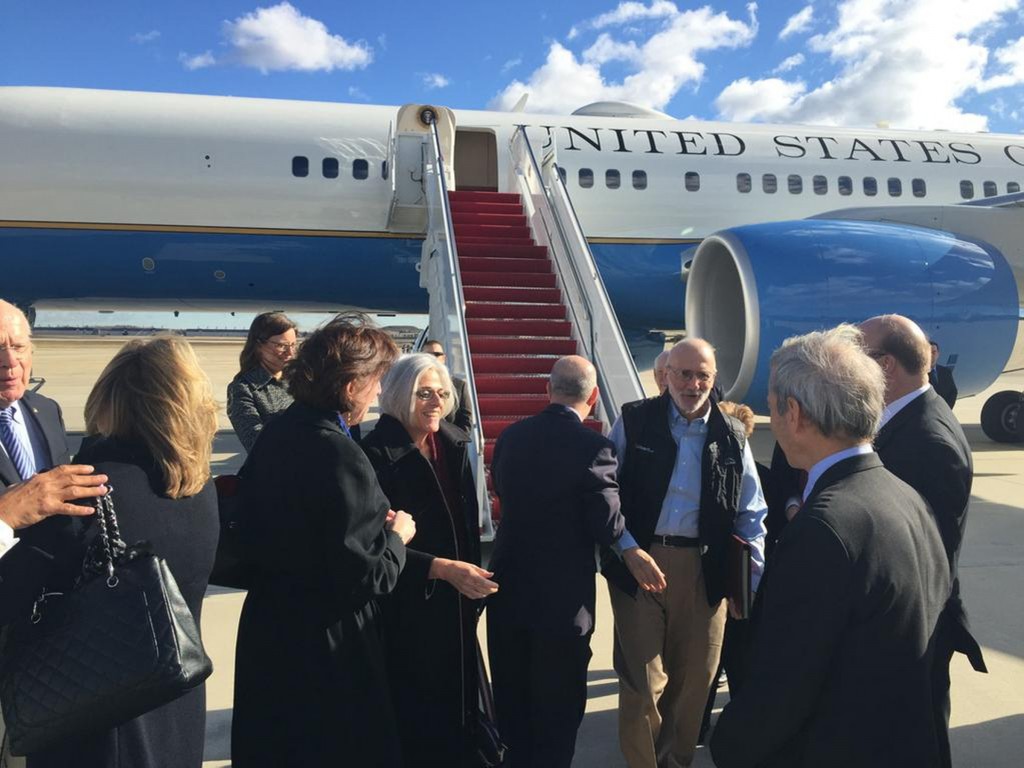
[
  {"x1": 421, "y1": 339, "x2": 473, "y2": 431},
  {"x1": 928, "y1": 340, "x2": 958, "y2": 410},
  {"x1": 861, "y1": 315, "x2": 985, "y2": 768},
  {"x1": 487, "y1": 355, "x2": 625, "y2": 768},
  {"x1": 711, "y1": 324, "x2": 950, "y2": 768}
]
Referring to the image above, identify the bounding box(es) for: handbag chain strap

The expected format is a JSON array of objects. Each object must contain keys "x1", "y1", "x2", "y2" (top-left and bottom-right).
[{"x1": 93, "y1": 488, "x2": 124, "y2": 588}]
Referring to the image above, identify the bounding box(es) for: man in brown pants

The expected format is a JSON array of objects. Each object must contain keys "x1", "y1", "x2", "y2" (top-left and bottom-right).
[{"x1": 603, "y1": 339, "x2": 767, "y2": 768}]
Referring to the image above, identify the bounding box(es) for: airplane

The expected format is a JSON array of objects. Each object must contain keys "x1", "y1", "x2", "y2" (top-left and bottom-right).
[{"x1": 1, "y1": 86, "x2": 1022, "y2": 441}]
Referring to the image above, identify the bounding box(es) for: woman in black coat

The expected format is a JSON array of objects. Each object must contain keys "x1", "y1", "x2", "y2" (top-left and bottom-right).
[
  {"x1": 22, "y1": 336, "x2": 220, "y2": 768},
  {"x1": 361, "y1": 353, "x2": 498, "y2": 768},
  {"x1": 231, "y1": 315, "x2": 416, "y2": 768}
]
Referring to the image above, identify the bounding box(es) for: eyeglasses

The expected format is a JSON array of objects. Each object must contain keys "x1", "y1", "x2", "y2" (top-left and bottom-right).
[
  {"x1": 264, "y1": 341, "x2": 298, "y2": 353},
  {"x1": 0, "y1": 343, "x2": 31, "y2": 359},
  {"x1": 664, "y1": 366, "x2": 714, "y2": 384},
  {"x1": 415, "y1": 388, "x2": 451, "y2": 402}
]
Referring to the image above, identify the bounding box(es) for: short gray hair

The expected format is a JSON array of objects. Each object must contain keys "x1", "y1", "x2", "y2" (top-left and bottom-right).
[
  {"x1": 378, "y1": 353, "x2": 456, "y2": 427},
  {"x1": 769, "y1": 324, "x2": 884, "y2": 441},
  {"x1": 549, "y1": 357, "x2": 597, "y2": 401}
]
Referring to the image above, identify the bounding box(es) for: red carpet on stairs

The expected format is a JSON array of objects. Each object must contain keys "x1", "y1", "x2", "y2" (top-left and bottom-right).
[{"x1": 449, "y1": 189, "x2": 603, "y2": 525}]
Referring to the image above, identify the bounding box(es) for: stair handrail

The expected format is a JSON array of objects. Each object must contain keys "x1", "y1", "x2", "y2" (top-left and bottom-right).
[
  {"x1": 421, "y1": 115, "x2": 493, "y2": 537},
  {"x1": 509, "y1": 126, "x2": 644, "y2": 427}
]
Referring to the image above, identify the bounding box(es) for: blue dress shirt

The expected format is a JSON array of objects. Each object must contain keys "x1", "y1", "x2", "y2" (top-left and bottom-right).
[{"x1": 609, "y1": 400, "x2": 767, "y2": 586}]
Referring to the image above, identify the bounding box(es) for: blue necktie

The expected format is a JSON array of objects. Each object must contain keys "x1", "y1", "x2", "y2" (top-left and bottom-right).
[{"x1": 0, "y1": 407, "x2": 37, "y2": 481}]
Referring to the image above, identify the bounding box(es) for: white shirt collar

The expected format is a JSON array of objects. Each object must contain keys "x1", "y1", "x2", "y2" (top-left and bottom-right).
[
  {"x1": 803, "y1": 444, "x2": 874, "y2": 502},
  {"x1": 879, "y1": 384, "x2": 930, "y2": 429}
]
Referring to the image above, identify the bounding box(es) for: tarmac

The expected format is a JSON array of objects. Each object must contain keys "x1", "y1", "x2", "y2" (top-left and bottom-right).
[{"x1": 32, "y1": 335, "x2": 1024, "y2": 768}]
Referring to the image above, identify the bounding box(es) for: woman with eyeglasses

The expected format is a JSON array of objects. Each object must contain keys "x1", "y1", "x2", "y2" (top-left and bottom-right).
[
  {"x1": 360, "y1": 353, "x2": 499, "y2": 767},
  {"x1": 227, "y1": 312, "x2": 299, "y2": 453}
]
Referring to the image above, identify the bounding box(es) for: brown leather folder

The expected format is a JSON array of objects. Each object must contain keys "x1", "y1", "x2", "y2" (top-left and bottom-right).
[{"x1": 727, "y1": 534, "x2": 753, "y2": 619}]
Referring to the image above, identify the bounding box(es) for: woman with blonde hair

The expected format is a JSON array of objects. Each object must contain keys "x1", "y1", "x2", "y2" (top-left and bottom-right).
[{"x1": 25, "y1": 336, "x2": 220, "y2": 768}]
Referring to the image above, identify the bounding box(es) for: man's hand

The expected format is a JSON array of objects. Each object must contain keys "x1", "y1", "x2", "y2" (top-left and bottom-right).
[
  {"x1": 0, "y1": 465, "x2": 108, "y2": 530},
  {"x1": 623, "y1": 547, "x2": 667, "y2": 593}
]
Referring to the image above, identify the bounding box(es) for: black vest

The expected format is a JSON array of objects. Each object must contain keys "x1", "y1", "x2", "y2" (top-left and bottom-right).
[{"x1": 601, "y1": 394, "x2": 747, "y2": 604}]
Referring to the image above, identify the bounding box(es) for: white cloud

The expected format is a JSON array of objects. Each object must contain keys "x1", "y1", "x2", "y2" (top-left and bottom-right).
[
  {"x1": 131, "y1": 30, "x2": 160, "y2": 44},
  {"x1": 423, "y1": 72, "x2": 450, "y2": 89},
  {"x1": 222, "y1": 2, "x2": 372, "y2": 74},
  {"x1": 977, "y1": 36, "x2": 1024, "y2": 91},
  {"x1": 716, "y1": 0, "x2": 1022, "y2": 131},
  {"x1": 179, "y1": 51, "x2": 216, "y2": 70},
  {"x1": 773, "y1": 53, "x2": 805, "y2": 73},
  {"x1": 492, "y1": 2, "x2": 758, "y2": 113},
  {"x1": 779, "y1": 6, "x2": 814, "y2": 39},
  {"x1": 348, "y1": 85, "x2": 369, "y2": 100},
  {"x1": 501, "y1": 57, "x2": 522, "y2": 73}
]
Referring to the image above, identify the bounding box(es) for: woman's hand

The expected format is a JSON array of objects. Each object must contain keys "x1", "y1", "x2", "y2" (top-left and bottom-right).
[
  {"x1": 429, "y1": 558, "x2": 499, "y2": 600},
  {"x1": 387, "y1": 509, "x2": 416, "y2": 545}
]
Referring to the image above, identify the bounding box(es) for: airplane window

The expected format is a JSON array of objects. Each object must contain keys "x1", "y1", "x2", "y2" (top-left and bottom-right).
[
  {"x1": 888, "y1": 178, "x2": 902, "y2": 197},
  {"x1": 960, "y1": 180, "x2": 974, "y2": 199},
  {"x1": 736, "y1": 173, "x2": 752, "y2": 193},
  {"x1": 912, "y1": 178, "x2": 926, "y2": 197},
  {"x1": 685, "y1": 172, "x2": 700, "y2": 192},
  {"x1": 606, "y1": 169, "x2": 621, "y2": 189},
  {"x1": 382, "y1": 160, "x2": 389, "y2": 179},
  {"x1": 838, "y1": 176, "x2": 853, "y2": 196},
  {"x1": 762, "y1": 174, "x2": 777, "y2": 194},
  {"x1": 559, "y1": 167, "x2": 568, "y2": 184},
  {"x1": 292, "y1": 156, "x2": 309, "y2": 178},
  {"x1": 1009, "y1": 181, "x2": 1021, "y2": 193},
  {"x1": 788, "y1": 175, "x2": 803, "y2": 194},
  {"x1": 632, "y1": 170, "x2": 648, "y2": 190},
  {"x1": 352, "y1": 159, "x2": 369, "y2": 180},
  {"x1": 813, "y1": 175, "x2": 827, "y2": 195},
  {"x1": 983, "y1": 181, "x2": 997, "y2": 197},
  {"x1": 322, "y1": 158, "x2": 339, "y2": 179},
  {"x1": 579, "y1": 168, "x2": 594, "y2": 188},
  {"x1": 863, "y1": 177, "x2": 877, "y2": 196}
]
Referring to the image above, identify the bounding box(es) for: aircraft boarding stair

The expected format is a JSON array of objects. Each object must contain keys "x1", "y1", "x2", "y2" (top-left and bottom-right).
[
  {"x1": 449, "y1": 189, "x2": 605, "y2": 518},
  {"x1": 413, "y1": 112, "x2": 644, "y2": 535}
]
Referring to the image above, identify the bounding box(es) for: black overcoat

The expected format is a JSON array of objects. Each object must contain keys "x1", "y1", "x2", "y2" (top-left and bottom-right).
[
  {"x1": 17, "y1": 437, "x2": 218, "y2": 768},
  {"x1": 360, "y1": 414, "x2": 481, "y2": 768},
  {"x1": 230, "y1": 402, "x2": 407, "y2": 768}
]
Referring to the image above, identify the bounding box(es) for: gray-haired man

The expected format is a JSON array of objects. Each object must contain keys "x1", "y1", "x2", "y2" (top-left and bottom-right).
[{"x1": 712, "y1": 324, "x2": 950, "y2": 768}]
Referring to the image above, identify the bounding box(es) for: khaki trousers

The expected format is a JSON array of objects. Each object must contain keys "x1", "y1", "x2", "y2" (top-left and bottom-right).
[{"x1": 610, "y1": 545, "x2": 726, "y2": 768}]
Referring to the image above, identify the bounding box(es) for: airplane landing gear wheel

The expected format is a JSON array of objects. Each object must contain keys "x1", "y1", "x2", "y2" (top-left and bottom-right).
[{"x1": 980, "y1": 390, "x2": 1024, "y2": 443}]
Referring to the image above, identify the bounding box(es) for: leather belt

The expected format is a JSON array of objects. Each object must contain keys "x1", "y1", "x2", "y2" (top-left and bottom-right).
[{"x1": 651, "y1": 535, "x2": 700, "y2": 548}]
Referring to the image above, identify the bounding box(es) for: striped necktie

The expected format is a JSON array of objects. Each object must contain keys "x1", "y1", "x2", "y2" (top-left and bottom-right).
[{"x1": 0, "y1": 406, "x2": 37, "y2": 481}]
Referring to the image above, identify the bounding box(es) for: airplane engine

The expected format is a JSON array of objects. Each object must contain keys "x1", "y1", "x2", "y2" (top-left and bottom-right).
[{"x1": 685, "y1": 219, "x2": 1020, "y2": 412}]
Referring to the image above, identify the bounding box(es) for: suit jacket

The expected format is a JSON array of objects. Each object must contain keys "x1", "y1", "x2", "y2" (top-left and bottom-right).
[
  {"x1": 711, "y1": 454, "x2": 950, "y2": 768},
  {"x1": 489, "y1": 404, "x2": 625, "y2": 636},
  {"x1": 929, "y1": 366, "x2": 958, "y2": 410},
  {"x1": 875, "y1": 387, "x2": 985, "y2": 670},
  {"x1": 444, "y1": 376, "x2": 473, "y2": 432},
  {"x1": 0, "y1": 390, "x2": 71, "y2": 624}
]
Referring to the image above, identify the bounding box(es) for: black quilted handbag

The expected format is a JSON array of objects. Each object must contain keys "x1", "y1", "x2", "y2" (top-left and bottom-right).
[{"x1": 0, "y1": 489, "x2": 213, "y2": 756}]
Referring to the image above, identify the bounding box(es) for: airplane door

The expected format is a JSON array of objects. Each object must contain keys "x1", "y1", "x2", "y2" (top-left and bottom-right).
[
  {"x1": 454, "y1": 130, "x2": 498, "y2": 191},
  {"x1": 388, "y1": 104, "x2": 456, "y2": 231}
]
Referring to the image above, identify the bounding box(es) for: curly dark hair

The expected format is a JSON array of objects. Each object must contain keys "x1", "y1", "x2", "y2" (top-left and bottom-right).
[{"x1": 286, "y1": 313, "x2": 399, "y2": 412}]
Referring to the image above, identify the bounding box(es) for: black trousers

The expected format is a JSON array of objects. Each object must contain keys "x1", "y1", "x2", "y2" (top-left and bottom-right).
[
  {"x1": 487, "y1": 603, "x2": 593, "y2": 768},
  {"x1": 932, "y1": 626, "x2": 956, "y2": 768}
]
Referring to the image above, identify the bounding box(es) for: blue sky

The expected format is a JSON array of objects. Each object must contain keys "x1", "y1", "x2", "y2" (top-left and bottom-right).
[{"x1": 4, "y1": 1, "x2": 1024, "y2": 132}]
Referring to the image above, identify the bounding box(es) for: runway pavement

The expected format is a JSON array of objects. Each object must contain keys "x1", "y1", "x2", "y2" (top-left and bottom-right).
[{"x1": 32, "y1": 336, "x2": 1024, "y2": 767}]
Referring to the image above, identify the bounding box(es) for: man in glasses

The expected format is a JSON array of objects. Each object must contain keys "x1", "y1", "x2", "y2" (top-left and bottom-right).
[
  {"x1": 603, "y1": 338, "x2": 766, "y2": 768},
  {"x1": 421, "y1": 340, "x2": 473, "y2": 431}
]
